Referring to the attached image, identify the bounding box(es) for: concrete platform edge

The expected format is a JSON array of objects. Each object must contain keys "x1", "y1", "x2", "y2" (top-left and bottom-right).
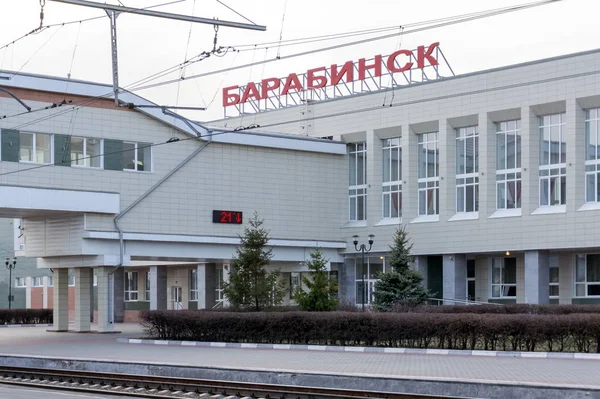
[
  {"x1": 115, "y1": 338, "x2": 600, "y2": 360},
  {"x1": 0, "y1": 324, "x2": 52, "y2": 328},
  {"x1": 0, "y1": 354, "x2": 597, "y2": 399}
]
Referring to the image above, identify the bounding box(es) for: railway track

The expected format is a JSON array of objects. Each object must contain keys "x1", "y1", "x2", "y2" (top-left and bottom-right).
[{"x1": 0, "y1": 366, "x2": 467, "y2": 399}]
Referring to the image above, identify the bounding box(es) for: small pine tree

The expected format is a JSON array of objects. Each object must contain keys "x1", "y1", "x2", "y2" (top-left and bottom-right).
[
  {"x1": 222, "y1": 212, "x2": 286, "y2": 311},
  {"x1": 294, "y1": 248, "x2": 338, "y2": 311},
  {"x1": 373, "y1": 227, "x2": 430, "y2": 311}
]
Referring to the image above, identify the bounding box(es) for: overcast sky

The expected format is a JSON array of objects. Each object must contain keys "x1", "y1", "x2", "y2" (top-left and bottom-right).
[{"x1": 0, "y1": 0, "x2": 596, "y2": 123}]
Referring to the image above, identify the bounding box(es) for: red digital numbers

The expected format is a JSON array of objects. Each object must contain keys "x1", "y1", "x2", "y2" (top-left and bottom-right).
[{"x1": 213, "y1": 210, "x2": 243, "y2": 224}]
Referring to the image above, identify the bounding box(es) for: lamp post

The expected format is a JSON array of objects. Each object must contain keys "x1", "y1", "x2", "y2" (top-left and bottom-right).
[
  {"x1": 5, "y1": 257, "x2": 17, "y2": 309},
  {"x1": 352, "y1": 234, "x2": 374, "y2": 311}
]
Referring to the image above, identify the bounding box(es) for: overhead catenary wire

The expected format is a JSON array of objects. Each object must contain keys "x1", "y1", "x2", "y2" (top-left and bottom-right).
[{"x1": 129, "y1": 0, "x2": 565, "y2": 93}]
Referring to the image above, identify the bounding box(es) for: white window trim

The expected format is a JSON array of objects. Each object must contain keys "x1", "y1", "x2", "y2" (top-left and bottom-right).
[
  {"x1": 382, "y1": 137, "x2": 402, "y2": 219},
  {"x1": 19, "y1": 132, "x2": 53, "y2": 164},
  {"x1": 456, "y1": 126, "x2": 479, "y2": 213},
  {"x1": 585, "y1": 108, "x2": 600, "y2": 203},
  {"x1": 14, "y1": 277, "x2": 26, "y2": 288},
  {"x1": 348, "y1": 142, "x2": 367, "y2": 221},
  {"x1": 575, "y1": 254, "x2": 600, "y2": 298},
  {"x1": 124, "y1": 271, "x2": 139, "y2": 302},
  {"x1": 417, "y1": 132, "x2": 439, "y2": 216},
  {"x1": 538, "y1": 113, "x2": 566, "y2": 207},
  {"x1": 123, "y1": 141, "x2": 153, "y2": 173},
  {"x1": 70, "y1": 137, "x2": 104, "y2": 169},
  {"x1": 189, "y1": 269, "x2": 198, "y2": 302},
  {"x1": 489, "y1": 258, "x2": 517, "y2": 299},
  {"x1": 32, "y1": 277, "x2": 43, "y2": 287},
  {"x1": 144, "y1": 271, "x2": 150, "y2": 302},
  {"x1": 496, "y1": 120, "x2": 522, "y2": 210}
]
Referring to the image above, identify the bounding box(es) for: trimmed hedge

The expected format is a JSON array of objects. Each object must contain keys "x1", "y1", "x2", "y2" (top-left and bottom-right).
[
  {"x1": 398, "y1": 304, "x2": 600, "y2": 314},
  {"x1": 0, "y1": 309, "x2": 53, "y2": 325},
  {"x1": 141, "y1": 310, "x2": 600, "y2": 353}
]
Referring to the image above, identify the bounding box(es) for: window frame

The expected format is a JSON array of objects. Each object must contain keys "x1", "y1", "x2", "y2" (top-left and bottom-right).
[
  {"x1": 539, "y1": 113, "x2": 566, "y2": 206},
  {"x1": 32, "y1": 277, "x2": 43, "y2": 287},
  {"x1": 19, "y1": 131, "x2": 52, "y2": 164},
  {"x1": 189, "y1": 269, "x2": 198, "y2": 302},
  {"x1": 490, "y1": 258, "x2": 517, "y2": 299},
  {"x1": 417, "y1": 132, "x2": 440, "y2": 216},
  {"x1": 585, "y1": 108, "x2": 600, "y2": 203},
  {"x1": 496, "y1": 120, "x2": 522, "y2": 210},
  {"x1": 354, "y1": 256, "x2": 386, "y2": 306},
  {"x1": 145, "y1": 271, "x2": 151, "y2": 301},
  {"x1": 575, "y1": 254, "x2": 600, "y2": 298},
  {"x1": 124, "y1": 271, "x2": 139, "y2": 302},
  {"x1": 382, "y1": 137, "x2": 402, "y2": 219},
  {"x1": 348, "y1": 142, "x2": 367, "y2": 221},
  {"x1": 14, "y1": 277, "x2": 26, "y2": 287},
  {"x1": 70, "y1": 136, "x2": 103, "y2": 168},
  {"x1": 456, "y1": 126, "x2": 479, "y2": 213},
  {"x1": 123, "y1": 141, "x2": 153, "y2": 172}
]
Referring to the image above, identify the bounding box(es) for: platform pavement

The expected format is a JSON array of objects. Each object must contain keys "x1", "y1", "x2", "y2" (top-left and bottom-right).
[{"x1": 0, "y1": 324, "x2": 599, "y2": 399}]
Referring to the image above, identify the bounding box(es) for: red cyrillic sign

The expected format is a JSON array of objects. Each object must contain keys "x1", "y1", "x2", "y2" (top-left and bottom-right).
[{"x1": 223, "y1": 42, "x2": 440, "y2": 108}]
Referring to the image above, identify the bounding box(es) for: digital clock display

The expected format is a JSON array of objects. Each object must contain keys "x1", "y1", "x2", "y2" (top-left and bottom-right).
[{"x1": 213, "y1": 210, "x2": 243, "y2": 224}]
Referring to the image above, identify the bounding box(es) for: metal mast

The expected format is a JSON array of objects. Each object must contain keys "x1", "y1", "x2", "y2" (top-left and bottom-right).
[{"x1": 48, "y1": 0, "x2": 267, "y2": 105}]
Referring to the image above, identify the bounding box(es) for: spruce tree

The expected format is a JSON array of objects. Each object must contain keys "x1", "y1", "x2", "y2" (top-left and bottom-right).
[
  {"x1": 373, "y1": 227, "x2": 429, "y2": 311},
  {"x1": 222, "y1": 212, "x2": 285, "y2": 310},
  {"x1": 294, "y1": 248, "x2": 338, "y2": 311}
]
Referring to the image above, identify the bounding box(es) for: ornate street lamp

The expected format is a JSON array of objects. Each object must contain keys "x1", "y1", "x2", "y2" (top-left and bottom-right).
[
  {"x1": 5, "y1": 257, "x2": 17, "y2": 309},
  {"x1": 352, "y1": 234, "x2": 374, "y2": 311}
]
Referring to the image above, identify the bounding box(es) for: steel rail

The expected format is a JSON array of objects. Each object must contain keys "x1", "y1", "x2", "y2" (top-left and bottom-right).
[{"x1": 0, "y1": 365, "x2": 470, "y2": 399}]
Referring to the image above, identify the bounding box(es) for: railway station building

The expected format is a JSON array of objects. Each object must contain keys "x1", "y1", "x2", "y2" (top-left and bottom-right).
[{"x1": 2, "y1": 45, "x2": 600, "y2": 331}]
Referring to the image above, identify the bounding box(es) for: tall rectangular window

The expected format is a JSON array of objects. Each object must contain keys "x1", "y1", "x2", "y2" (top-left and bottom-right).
[
  {"x1": 123, "y1": 142, "x2": 152, "y2": 171},
  {"x1": 576, "y1": 254, "x2": 600, "y2": 297},
  {"x1": 467, "y1": 259, "x2": 476, "y2": 301},
  {"x1": 585, "y1": 108, "x2": 600, "y2": 202},
  {"x1": 496, "y1": 120, "x2": 522, "y2": 209},
  {"x1": 456, "y1": 126, "x2": 479, "y2": 212},
  {"x1": 539, "y1": 114, "x2": 566, "y2": 206},
  {"x1": 348, "y1": 142, "x2": 367, "y2": 221},
  {"x1": 549, "y1": 254, "x2": 559, "y2": 298},
  {"x1": 125, "y1": 271, "x2": 139, "y2": 301},
  {"x1": 382, "y1": 137, "x2": 402, "y2": 218},
  {"x1": 145, "y1": 271, "x2": 151, "y2": 301},
  {"x1": 418, "y1": 132, "x2": 439, "y2": 216},
  {"x1": 189, "y1": 269, "x2": 198, "y2": 301},
  {"x1": 71, "y1": 137, "x2": 102, "y2": 167},
  {"x1": 491, "y1": 257, "x2": 516, "y2": 298},
  {"x1": 19, "y1": 132, "x2": 51, "y2": 164}
]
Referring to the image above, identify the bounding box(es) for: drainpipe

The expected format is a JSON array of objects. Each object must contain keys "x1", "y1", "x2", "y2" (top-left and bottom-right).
[{"x1": 108, "y1": 126, "x2": 212, "y2": 321}]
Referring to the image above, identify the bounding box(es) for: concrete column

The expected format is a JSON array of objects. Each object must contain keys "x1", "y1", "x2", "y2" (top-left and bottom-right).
[
  {"x1": 366, "y1": 129, "x2": 383, "y2": 224},
  {"x1": 25, "y1": 277, "x2": 32, "y2": 309},
  {"x1": 558, "y1": 253, "x2": 574, "y2": 305},
  {"x1": 478, "y1": 113, "x2": 497, "y2": 217},
  {"x1": 565, "y1": 98, "x2": 585, "y2": 213},
  {"x1": 42, "y1": 276, "x2": 49, "y2": 309},
  {"x1": 439, "y1": 118, "x2": 456, "y2": 220},
  {"x1": 149, "y1": 266, "x2": 167, "y2": 310},
  {"x1": 96, "y1": 267, "x2": 112, "y2": 332},
  {"x1": 521, "y1": 106, "x2": 540, "y2": 215},
  {"x1": 443, "y1": 254, "x2": 467, "y2": 304},
  {"x1": 475, "y1": 257, "x2": 489, "y2": 302},
  {"x1": 74, "y1": 267, "x2": 91, "y2": 332},
  {"x1": 112, "y1": 267, "x2": 124, "y2": 323},
  {"x1": 52, "y1": 268, "x2": 68, "y2": 332},
  {"x1": 523, "y1": 250, "x2": 550, "y2": 304},
  {"x1": 402, "y1": 125, "x2": 419, "y2": 222},
  {"x1": 197, "y1": 263, "x2": 216, "y2": 309}
]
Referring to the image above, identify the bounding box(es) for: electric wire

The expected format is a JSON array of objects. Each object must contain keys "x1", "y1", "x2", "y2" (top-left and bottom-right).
[
  {"x1": 215, "y1": 0, "x2": 256, "y2": 25},
  {"x1": 275, "y1": 0, "x2": 288, "y2": 59},
  {"x1": 129, "y1": 0, "x2": 565, "y2": 93},
  {"x1": 10, "y1": 24, "x2": 65, "y2": 78},
  {"x1": 0, "y1": 0, "x2": 565, "y2": 134}
]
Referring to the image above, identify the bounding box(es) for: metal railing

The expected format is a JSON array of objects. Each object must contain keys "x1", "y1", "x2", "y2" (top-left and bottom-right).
[{"x1": 427, "y1": 297, "x2": 503, "y2": 306}]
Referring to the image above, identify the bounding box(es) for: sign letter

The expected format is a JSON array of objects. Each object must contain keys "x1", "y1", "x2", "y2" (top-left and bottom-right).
[
  {"x1": 281, "y1": 73, "x2": 304, "y2": 96},
  {"x1": 330, "y1": 61, "x2": 354, "y2": 86},
  {"x1": 417, "y1": 42, "x2": 440, "y2": 69},
  {"x1": 358, "y1": 55, "x2": 383, "y2": 80},
  {"x1": 222, "y1": 85, "x2": 240, "y2": 107},
  {"x1": 307, "y1": 67, "x2": 327, "y2": 89},
  {"x1": 240, "y1": 82, "x2": 261, "y2": 103},
  {"x1": 260, "y1": 78, "x2": 281, "y2": 99},
  {"x1": 386, "y1": 49, "x2": 413, "y2": 73}
]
